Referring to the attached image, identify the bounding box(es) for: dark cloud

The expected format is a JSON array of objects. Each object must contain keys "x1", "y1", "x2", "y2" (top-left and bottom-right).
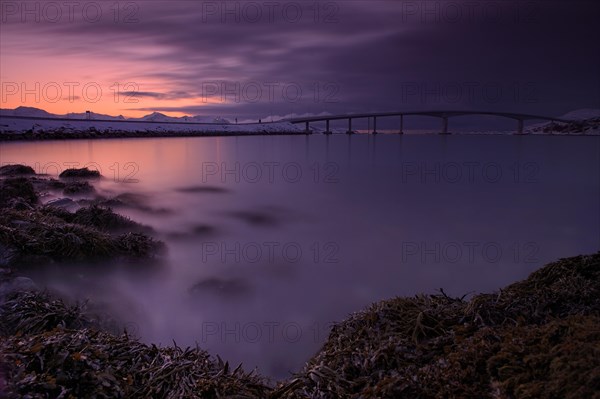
[{"x1": 2, "y1": 0, "x2": 599, "y2": 124}]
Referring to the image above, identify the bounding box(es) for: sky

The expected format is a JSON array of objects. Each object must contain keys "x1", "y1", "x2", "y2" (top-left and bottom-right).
[{"x1": 1, "y1": 0, "x2": 599, "y2": 124}]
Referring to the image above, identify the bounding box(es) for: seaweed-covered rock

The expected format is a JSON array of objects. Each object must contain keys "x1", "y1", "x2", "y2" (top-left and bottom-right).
[
  {"x1": 117, "y1": 232, "x2": 166, "y2": 258},
  {"x1": 488, "y1": 316, "x2": 600, "y2": 398},
  {"x1": 0, "y1": 208, "x2": 164, "y2": 266},
  {"x1": 0, "y1": 291, "x2": 91, "y2": 335},
  {"x1": 0, "y1": 178, "x2": 38, "y2": 208},
  {"x1": 63, "y1": 180, "x2": 95, "y2": 195},
  {"x1": 0, "y1": 164, "x2": 35, "y2": 176},
  {"x1": 274, "y1": 252, "x2": 600, "y2": 398},
  {"x1": 0, "y1": 291, "x2": 271, "y2": 398},
  {"x1": 73, "y1": 205, "x2": 151, "y2": 233},
  {"x1": 59, "y1": 167, "x2": 101, "y2": 179}
]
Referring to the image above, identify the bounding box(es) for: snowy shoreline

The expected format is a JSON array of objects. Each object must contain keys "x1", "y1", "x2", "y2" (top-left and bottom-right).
[
  {"x1": 2, "y1": 107, "x2": 599, "y2": 140},
  {"x1": 0, "y1": 116, "x2": 309, "y2": 140}
]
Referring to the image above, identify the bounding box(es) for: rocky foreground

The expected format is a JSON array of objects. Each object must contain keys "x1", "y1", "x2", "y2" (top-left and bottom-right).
[{"x1": 0, "y1": 165, "x2": 598, "y2": 398}]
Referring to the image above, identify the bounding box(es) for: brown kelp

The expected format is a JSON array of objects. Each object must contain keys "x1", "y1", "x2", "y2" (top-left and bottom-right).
[
  {"x1": 0, "y1": 166, "x2": 164, "y2": 266},
  {"x1": 0, "y1": 178, "x2": 38, "y2": 208},
  {"x1": 2, "y1": 253, "x2": 599, "y2": 398},
  {"x1": 72, "y1": 205, "x2": 153, "y2": 234},
  {"x1": 273, "y1": 253, "x2": 600, "y2": 398},
  {"x1": 0, "y1": 292, "x2": 272, "y2": 398}
]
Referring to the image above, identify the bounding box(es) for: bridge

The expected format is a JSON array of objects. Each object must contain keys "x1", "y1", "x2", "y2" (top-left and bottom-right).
[{"x1": 283, "y1": 111, "x2": 573, "y2": 135}]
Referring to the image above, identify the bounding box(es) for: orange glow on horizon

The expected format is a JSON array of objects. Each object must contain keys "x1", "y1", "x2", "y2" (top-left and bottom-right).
[{"x1": 0, "y1": 33, "x2": 225, "y2": 119}]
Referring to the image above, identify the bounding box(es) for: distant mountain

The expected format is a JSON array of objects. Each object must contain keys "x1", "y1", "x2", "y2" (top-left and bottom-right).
[
  {"x1": 135, "y1": 112, "x2": 230, "y2": 124},
  {"x1": 65, "y1": 112, "x2": 125, "y2": 120},
  {"x1": 529, "y1": 108, "x2": 600, "y2": 134},
  {"x1": 136, "y1": 112, "x2": 179, "y2": 122},
  {"x1": 0, "y1": 107, "x2": 230, "y2": 124},
  {"x1": 0, "y1": 106, "x2": 54, "y2": 118},
  {"x1": 560, "y1": 109, "x2": 600, "y2": 121}
]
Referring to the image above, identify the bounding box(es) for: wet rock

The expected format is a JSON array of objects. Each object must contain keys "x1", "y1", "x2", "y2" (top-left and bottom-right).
[
  {"x1": 227, "y1": 210, "x2": 279, "y2": 226},
  {"x1": 0, "y1": 244, "x2": 16, "y2": 268},
  {"x1": 73, "y1": 205, "x2": 152, "y2": 234},
  {"x1": 59, "y1": 167, "x2": 101, "y2": 179},
  {"x1": 7, "y1": 197, "x2": 35, "y2": 211},
  {"x1": 0, "y1": 178, "x2": 38, "y2": 207},
  {"x1": 0, "y1": 164, "x2": 35, "y2": 176},
  {"x1": 0, "y1": 277, "x2": 37, "y2": 299},
  {"x1": 46, "y1": 197, "x2": 77, "y2": 209},
  {"x1": 63, "y1": 181, "x2": 95, "y2": 195},
  {"x1": 167, "y1": 224, "x2": 216, "y2": 239},
  {"x1": 176, "y1": 186, "x2": 230, "y2": 194},
  {"x1": 190, "y1": 277, "x2": 252, "y2": 298}
]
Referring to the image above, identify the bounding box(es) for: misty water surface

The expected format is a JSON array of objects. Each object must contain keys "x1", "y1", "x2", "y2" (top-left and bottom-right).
[{"x1": 1, "y1": 134, "x2": 598, "y2": 379}]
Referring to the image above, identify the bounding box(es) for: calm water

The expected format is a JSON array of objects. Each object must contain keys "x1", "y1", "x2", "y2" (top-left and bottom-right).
[{"x1": 1, "y1": 134, "x2": 599, "y2": 379}]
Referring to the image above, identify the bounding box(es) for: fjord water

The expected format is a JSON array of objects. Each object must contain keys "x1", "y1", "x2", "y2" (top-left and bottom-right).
[{"x1": 1, "y1": 134, "x2": 598, "y2": 378}]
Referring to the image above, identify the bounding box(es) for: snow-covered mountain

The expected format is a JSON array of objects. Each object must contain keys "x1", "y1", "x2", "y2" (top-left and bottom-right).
[
  {"x1": 0, "y1": 107, "x2": 230, "y2": 124},
  {"x1": 560, "y1": 109, "x2": 600, "y2": 121},
  {"x1": 527, "y1": 108, "x2": 600, "y2": 135},
  {"x1": 65, "y1": 112, "x2": 125, "y2": 120},
  {"x1": 0, "y1": 106, "x2": 55, "y2": 118}
]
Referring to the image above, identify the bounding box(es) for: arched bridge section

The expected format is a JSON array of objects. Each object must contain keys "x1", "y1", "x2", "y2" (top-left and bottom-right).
[{"x1": 283, "y1": 111, "x2": 572, "y2": 134}]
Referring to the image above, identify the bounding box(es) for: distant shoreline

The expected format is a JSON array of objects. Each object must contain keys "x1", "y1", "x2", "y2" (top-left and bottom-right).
[
  {"x1": 0, "y1": 130, "x2": 312, "y2": 142},
  {"x1": 1, "y1": 130, "x2": 599, "y2": 141}
]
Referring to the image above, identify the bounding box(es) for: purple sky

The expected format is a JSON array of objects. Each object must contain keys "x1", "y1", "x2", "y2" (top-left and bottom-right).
[{"x1": 1, "y1": 0, "x2": 598, "y2": 123}]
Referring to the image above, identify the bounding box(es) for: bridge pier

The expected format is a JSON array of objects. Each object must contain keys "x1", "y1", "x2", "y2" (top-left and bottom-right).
[
  {"x1": 399, "y1": 115, "x2": 404, "y2": 134},
  {"x1": 372, "y1": 117, "x2": 378, "y2": 134},
  {"x1": 516, "y1": 119, "x2": 524, "y2": 135},
  {"x1": 347, "y1": 118, "x2": 354, "y2": 134},
  {"x1": 305, "y1": 121, "x2": 310, "y2": 133},
  {"x1": 441, "y1": 117, "x2": 449, "y2": 134},
  {"x1": 325, "y1": 119, "x2": 332, "y2": 135}
]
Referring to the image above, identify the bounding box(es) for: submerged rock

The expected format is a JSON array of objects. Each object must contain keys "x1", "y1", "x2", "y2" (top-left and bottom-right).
[
  {"x1": 176, "y1": 185, "x2": 230, "y2": 194},
  {"x1": 189, "y1": 277, "x2": 252, "y2": 298},
  {"x1": 227, "y1": 210, "x2": 280, "y2": 226}
]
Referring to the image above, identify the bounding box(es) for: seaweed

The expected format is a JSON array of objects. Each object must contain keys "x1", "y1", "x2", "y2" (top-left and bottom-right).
[
  {"x1": 73, "y1": 205, "x2": 152, "y2": 234},
  {"x1": 0, "y1": 178, "x2": 38, "y2": 208},
  {"x1": 0, "y1": 164, "x2": 35, "y2": 176},
  {"x1": 63, "y1": 180, "x2": 95, "y2": 195},
  {"x1": 0, "y1": 292, "x2": 272, "y2": 398},
  {"x1": 273, "y1": 252, "x2": 600, "y2": 398},
  {"x1": 0, "y1": 208, "x2": 163, "y2": 266},
  {"x1": 59, "y1": 168, "x2": 101, "y2": 179}
]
